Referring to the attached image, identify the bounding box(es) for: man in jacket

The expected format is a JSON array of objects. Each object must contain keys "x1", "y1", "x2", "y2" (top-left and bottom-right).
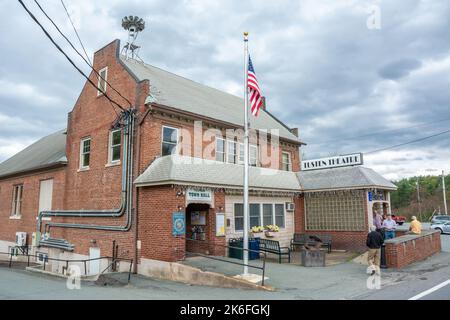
[{"x1": 367, "y1": 226, "x2": 384, "y2": 275}]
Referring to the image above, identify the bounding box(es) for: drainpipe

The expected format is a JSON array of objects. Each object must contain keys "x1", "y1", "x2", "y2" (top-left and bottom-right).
[{"x1": 37, "y1": 109, "x2": 136, "y2": 250}]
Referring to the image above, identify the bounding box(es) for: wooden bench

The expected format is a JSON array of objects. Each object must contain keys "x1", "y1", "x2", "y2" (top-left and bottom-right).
[
  {"x1": 290, "y1": 233, "x2": 332, "y2": 253},
  {"x1": 256, "y1": 238, "x2": 291, "y2": 263}
]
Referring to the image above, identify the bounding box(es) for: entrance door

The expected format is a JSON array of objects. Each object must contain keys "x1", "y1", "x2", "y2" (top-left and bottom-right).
[{"x1": 88, "y1": 247, "x2": 101, "y2": 275}]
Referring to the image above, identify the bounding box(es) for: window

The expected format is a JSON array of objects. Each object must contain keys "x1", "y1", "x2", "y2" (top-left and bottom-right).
[
  {"x1": 233, "y1": 202, "x2": 286, "y2": 232},
  {"x1": 11, "y1": 185, "x2": 23, "y2": 217},
  {"x1": 234, "y1": 203, "x2": 244, "y2": 231},
  {"x1": 108, "y1": 129, "x2": 121, "y2": 164},
  {"x1": 305, "y1": 191, "x2": 366, "y2": 231},
  {"x1": 263, "y1": 204, "x2": 273, "y2": 226},
  {"x1": 249, "y1": 204, "x2": 260, "y2": 228},
  {"x1": 250, "y1": 145, "x2": 258, "y2": 166},
  {"x1": 227, "y1": 141, "x2": 237, "y2": 164},
  {"x1": 282, "y1": 152, "x2": 292, "y2": 171},
  {"x1": 162, "y1": 126, "x2": 179, "y2": 156},
  {"x1": 275, "y1": 204, "x2": 285, "y2": 228},
  {"x1": 97, "y1": 67, "x2": 108, "y2": 95},
  {"x1": 215, "y1": 137, "x2": 225, "y2": 162},
  {"x1": 238, "y1": 143, "x2": 244, "y2": 164},
  {"x1": 80, "y1": 138, "x2": 91, "y2": 169}
]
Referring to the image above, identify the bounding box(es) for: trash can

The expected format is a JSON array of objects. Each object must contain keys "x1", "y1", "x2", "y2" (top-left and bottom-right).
[
  {"x1": 228, "y1": 238, "x2": 260, "y2": 260},
  {"x1": 380, "y1": 244, "x2": 387, "y2": 269}
]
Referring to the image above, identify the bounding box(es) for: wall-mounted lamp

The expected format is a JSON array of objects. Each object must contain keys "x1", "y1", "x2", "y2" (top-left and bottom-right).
[{"x1": 178, "y1": 205, "x2": 184, "y2": 211}]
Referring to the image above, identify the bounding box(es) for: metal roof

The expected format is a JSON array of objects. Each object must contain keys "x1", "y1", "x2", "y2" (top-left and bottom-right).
[
  {"x1": 121, "y1": 57, "x2": 300, "y2": 142},
  {"x1": 134, "y1": 155, "x2": 301, "y2": 192},
  {"x1": 0, "y1": 129, "x2": 67, "y2": 179},
  {"x1": 297, "y1": 166, "x2": 397, "y2": 191}
]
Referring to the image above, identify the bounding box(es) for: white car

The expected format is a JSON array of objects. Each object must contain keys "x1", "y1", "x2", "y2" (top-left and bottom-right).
[{"x1": 431, "y1": 221, "x2": 450, "y2": 234}]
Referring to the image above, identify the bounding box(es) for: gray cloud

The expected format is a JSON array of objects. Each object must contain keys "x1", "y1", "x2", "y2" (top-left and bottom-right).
[{"x1": 1, "y1": 0, "x2": 450, "y2": 180}]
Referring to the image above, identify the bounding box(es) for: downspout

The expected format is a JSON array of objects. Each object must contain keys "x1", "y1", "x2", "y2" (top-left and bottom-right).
[{"x1": 37, "y1": 109, "x2": 136, "y2": 250}]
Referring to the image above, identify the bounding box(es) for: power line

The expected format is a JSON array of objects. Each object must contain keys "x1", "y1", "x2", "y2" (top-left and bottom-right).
[
  {"x1": 18, "y1": 0, "x2": 126, "y2": 112},
  {"x1": 57, "y1": 0, "x2": 119, "y2": 118},
  {"x1": 310, "y1": 116, "x2": 450, "y2": 145},
  {"x1": 364, "y1": 128, "x2": 450, "y2": 154},
  {"x1": 32, "y1": 0, "x2": 132, "y2": 110},
  {"x1": 60, "y1": 0, "x2": 92, "y2": 66}
]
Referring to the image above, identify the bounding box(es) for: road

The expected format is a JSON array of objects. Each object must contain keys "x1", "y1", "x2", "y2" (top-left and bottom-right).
[{"x1": 357, "y1": 234, "x2": 450, "y2": 300}]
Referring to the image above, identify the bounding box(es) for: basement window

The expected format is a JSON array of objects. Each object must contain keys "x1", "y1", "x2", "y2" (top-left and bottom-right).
[
  {"x1": 97, "y1": 67, "x2": 108, "y2": 96},
  {"x1": 80, "y1": 137, "x2": 91, "y2": 169},
  {"x1": 108, "y1": 129, "x2": 121, "y2": 164},
  {"x1": 11, "y1": 184, "x2": 23, "y2": 217}
]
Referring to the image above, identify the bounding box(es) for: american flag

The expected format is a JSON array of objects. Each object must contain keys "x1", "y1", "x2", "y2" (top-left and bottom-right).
[{"x1": 247, "y1": 55, "x2": 263, "y2": 116}]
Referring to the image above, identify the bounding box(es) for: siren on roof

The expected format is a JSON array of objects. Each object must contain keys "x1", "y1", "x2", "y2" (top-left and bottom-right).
[{"x1": 121, "y1": 15, "x2": 145, "y2": 60}]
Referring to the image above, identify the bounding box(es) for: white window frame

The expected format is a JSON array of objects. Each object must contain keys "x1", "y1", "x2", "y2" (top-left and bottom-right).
[
  {"x1": 249, "y1": 144, "x2": 258, "y2": 167},
  {"x1": 108, "y1": 129, "x2": 121, "y2": 165},
  {"x1": 161, "y1": 125, "x2": 179, "y2": 156},
  {"x1": 233, "y1": 202, "x2": 286, "y2": 232},
  {"x1": 215, "y1": 137, "x2": 226, "y2": 162},
  {"x1": 80, "y1": 137, "x2": 91, "y2": 170},
  {"x1": 227, "y1": 140, "x2": 237, "y2": 164},
  {"x1": 238, "y1": 143, "x2": 244, "y2": 164},
  {"x1": 282, "y1": 151, "x2": 292, "y2": 171},
  {"x1": 97, "y1": 67, "x2": 108, "y2": 96},
  {"x1": 11, "y1": 184, "x2": 23, "y2": 217}
]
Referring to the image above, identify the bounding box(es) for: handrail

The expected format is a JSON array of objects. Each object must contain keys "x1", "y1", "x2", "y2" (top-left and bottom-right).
[
  {"x1": 0, "y1": 251, "x2": 133, "y2": 284},
  {"x1": 184, "y1": 237, "x2": 267, "y2": 286}
]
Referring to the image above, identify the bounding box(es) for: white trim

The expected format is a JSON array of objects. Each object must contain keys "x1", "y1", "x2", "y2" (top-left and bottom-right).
[
  {"x1": 97, "y1": 67, "x2": 108, "y2": 96},
  {"x1": 108, "y1": 129, "x2": 121, "y2": 165},
  {"x1": 79, "y1": 137, "x2": 91, "y2": 170},
  {"x1": 161, "y1": 125, "x2": 179, "y2": 156}
]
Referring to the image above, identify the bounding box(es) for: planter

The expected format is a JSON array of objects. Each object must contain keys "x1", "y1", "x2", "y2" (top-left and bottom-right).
[{"x1": 264, "y1": 231, "x2": 275, "y2": 238}]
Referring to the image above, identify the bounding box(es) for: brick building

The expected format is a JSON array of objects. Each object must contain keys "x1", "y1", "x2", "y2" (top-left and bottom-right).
[{"x1": 0, "y1": 39, "x2": 396, "y2": 275}]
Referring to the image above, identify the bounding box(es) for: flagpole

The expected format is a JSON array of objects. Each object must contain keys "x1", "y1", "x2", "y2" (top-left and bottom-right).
[{"x1": 243, "y1": 31, "x2": 250, "y2": 275}]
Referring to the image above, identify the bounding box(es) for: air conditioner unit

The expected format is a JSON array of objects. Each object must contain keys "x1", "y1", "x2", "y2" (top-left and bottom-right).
[
  {"x1": 285, "y1": 202, "x2": 295, "y2": 212},
  {"x1": 15, "y1": 232, "x2": 27, "y2": 247}
]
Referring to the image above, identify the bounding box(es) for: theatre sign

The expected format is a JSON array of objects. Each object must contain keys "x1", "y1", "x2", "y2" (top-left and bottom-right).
[{"x1": 301, "y1": 153, "x2": 363, "y2": 171}]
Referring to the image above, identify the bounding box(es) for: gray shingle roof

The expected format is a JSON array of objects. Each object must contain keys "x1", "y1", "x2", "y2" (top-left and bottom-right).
[
  {"x1": 297, "y1": 166, "x2": 397, "y2": 191},
  {"x1": 121, "y1": 57, "x2": 300, "y2": 142},
  {"x1": 134, "y1": 155, "x2": 301, "y2": 192},
  {"x1": 0, "y1": 130, "x2": 67, "y2": 179}
]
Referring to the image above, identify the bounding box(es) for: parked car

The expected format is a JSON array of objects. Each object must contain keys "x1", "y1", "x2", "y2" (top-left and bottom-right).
[
  {"x1": 431, "y1": 221, "x2": 450, "y2": 234},
  {"x1": 431, "y1": 215, "x2": 450, "y2": 224},
  {"x1": 391, "y1": 214, "x2": 406, "y2": 226}
]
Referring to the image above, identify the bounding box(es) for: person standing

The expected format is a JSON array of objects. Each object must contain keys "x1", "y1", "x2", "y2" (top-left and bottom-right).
[
  {"x1": 406, "y1": 216, "x2": 422, "y2": 235},
  {"x1": 367, "y1": 226, "x2": 384, "y2": 275},
  {"x1": 382, "y1": 214, "x2": 397, "y2": 239},
  {"x1": 373, "y1": 209, "x2": 383, "y2": 232}
]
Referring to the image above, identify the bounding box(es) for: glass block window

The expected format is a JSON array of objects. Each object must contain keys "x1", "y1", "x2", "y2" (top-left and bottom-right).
[{"x1": 305, "y1": 191, "x2": 366, "y2": 231}]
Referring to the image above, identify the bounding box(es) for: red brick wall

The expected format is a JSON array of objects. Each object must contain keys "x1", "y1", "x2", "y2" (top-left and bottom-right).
[
  {"x1": 385, "y1": 231, "x2": 441, "y2": 269},
  {"x1": 138, "y1": 185, "x2": 185, "y2": 262},
  {"x1": 0, "y1": 168, "x2": 65, "y2": 246},
  {"x1": 46, "y1": 39, "x2": 147, "y2": 258}
]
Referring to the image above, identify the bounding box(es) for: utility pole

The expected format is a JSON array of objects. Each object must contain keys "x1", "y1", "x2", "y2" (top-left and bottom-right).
[
  {"x1": 416, "y1": 178, "x2": 422, "y2": 221},
  {"x1": 443, "y1": 170, "x2": 448, "y2": 215}
]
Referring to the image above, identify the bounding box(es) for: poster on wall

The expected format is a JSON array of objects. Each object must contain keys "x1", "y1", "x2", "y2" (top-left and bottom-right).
[
  {"x1": 172, "y1": 212, "x2": 185, "y2": 236},
  {"x1": 216, "y1": 213, "x2": 225, "y2": 237},
  {"x1": 191, "y1": 211, "x2": 206, "y2": 225}
]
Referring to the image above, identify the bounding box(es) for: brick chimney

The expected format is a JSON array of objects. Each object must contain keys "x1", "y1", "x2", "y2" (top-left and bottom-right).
[{"x1": 290, "y1": 128, "x2": 299, "y2": 137}]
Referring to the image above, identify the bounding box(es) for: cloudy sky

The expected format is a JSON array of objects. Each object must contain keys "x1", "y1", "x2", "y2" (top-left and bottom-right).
[{"x1": 1, "y1": 0, "x2": 450, "y2": 181}]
